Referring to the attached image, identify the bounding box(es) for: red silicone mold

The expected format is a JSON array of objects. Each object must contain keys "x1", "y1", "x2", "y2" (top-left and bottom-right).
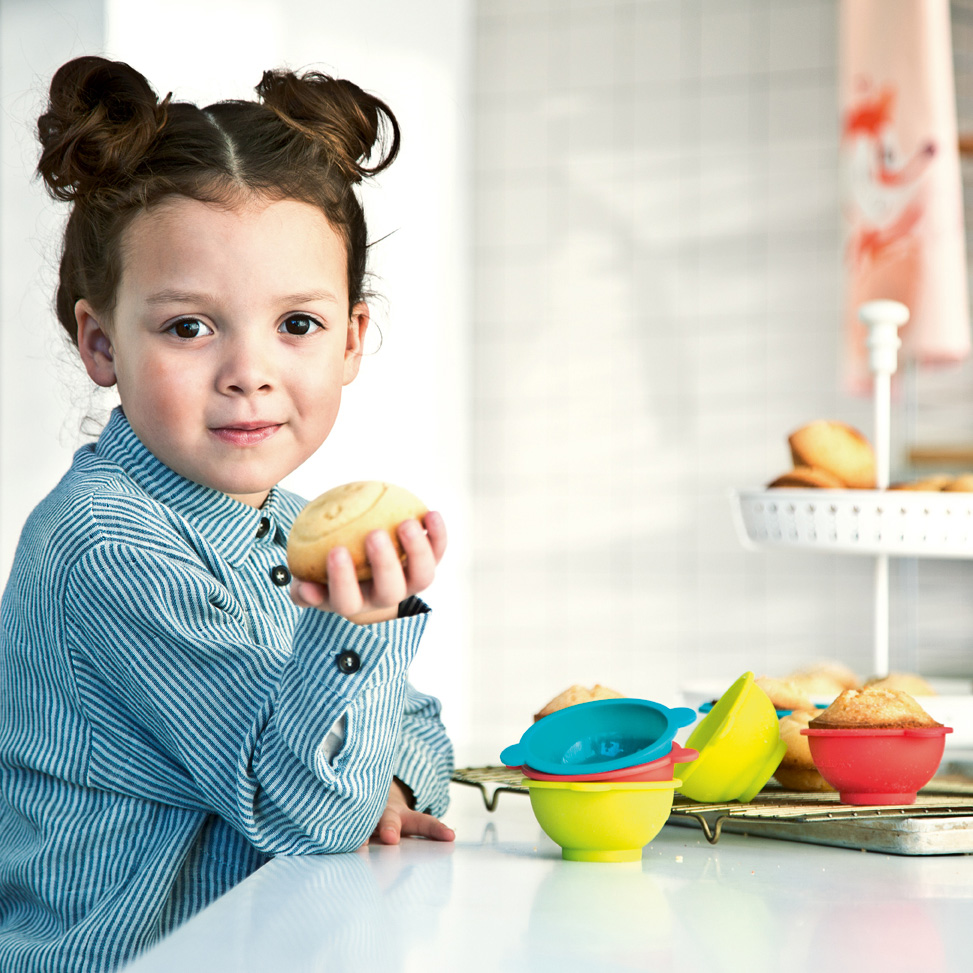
[{"x1": 801, "y1": 726, "x2": 952, "y2": 805}]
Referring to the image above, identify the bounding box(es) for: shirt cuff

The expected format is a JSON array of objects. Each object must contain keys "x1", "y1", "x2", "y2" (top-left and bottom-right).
[
  {"x1": 276, "y1": 608, "x2": 430, "y2": 773},
  {"x1": 398, "y1": 595, "x2": 431, "y2": 618}
]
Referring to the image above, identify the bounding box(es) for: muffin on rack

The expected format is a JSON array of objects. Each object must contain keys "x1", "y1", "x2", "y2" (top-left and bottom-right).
[
  {"x1": 754, "y1": 675, "x2": 815, "y2": 713},
  {"x1": 774, "y1": 710, "x2": 834, "y2": 792},
  {"x1": 787, "y1": 661, "x2": 861, "y2": 700},
  {"x1": 808, "y1": 686, "x2": 942, "y2": 729},
  {"x1": 865, "y1": 673, "x2": 937, "y2": 697},
  {"x1": 533, "y1": 684, "x2": 624, "y2": 722}
]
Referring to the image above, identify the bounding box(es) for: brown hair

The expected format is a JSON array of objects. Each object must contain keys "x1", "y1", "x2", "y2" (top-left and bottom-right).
[{"x1": 36, "y1": 56, "x2": 400, "y2": 344}]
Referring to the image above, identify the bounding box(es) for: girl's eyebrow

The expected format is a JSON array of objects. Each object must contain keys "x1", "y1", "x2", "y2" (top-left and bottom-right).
[{"x1": 143, "y1": 289, "x2": 342, "y2": 307}]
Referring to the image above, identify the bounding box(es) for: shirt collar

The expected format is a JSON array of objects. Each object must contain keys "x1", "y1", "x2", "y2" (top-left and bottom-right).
[{"x1": 95, "y1": 407, "x2": 305, "y2": 566}]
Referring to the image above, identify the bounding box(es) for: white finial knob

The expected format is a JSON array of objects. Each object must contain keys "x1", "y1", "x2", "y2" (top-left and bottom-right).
[{"x1": 858, "y1": 300, "x2": 909, "y2": 376}]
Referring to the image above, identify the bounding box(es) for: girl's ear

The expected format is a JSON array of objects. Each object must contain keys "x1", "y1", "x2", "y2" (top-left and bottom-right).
[
  {"x1": 76, "y1": 300, "x2": 117, "y2": 388},
  {"x1": 342, "y1": 302, "x2": 369, "y2": 386}
]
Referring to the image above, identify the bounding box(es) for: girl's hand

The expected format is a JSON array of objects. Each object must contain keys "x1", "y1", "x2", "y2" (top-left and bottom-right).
[
  {"x1": 366, "y1": 779, "x2": 455, "y2": 847},
  {"x1": 290, "y1": 511, "x2": 447, "y2": 624}
]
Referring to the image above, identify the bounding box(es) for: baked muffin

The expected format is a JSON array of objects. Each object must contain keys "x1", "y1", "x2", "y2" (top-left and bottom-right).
[
  {"x1": 865, "y1": 672, "x2": 936, "y2": 696},
  {"x1": 767, "y1": 466, "x2": 845, "y2": 489},
  {"x1": 809, "y1": 687, "x2": 942, "y2": 729},
  {"x1": 788, "y1": 420, "x2": 876, "y2": 489},
  {"x1": 788, "y1": 661, "x2": 861, "y2": 699},
  {"x1": 774, "y1": 710, "x2": 834, "y2": 792},
  {"x1": 533, "y1": 684, "x2": 624, "y2": 722},
  {"x1": 888, "y1": 475, "x2": 952, "y2": 491},
  {"x1": 754, "y1": 675, "x2": 814, "y2": 713},
  {"x1": 942, "y1": 473, "x2": 973, "y2": 492}
]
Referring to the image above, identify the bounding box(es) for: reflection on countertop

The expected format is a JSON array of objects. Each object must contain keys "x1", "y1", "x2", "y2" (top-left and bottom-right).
[{"x1": 124, "y1": 783, "x2": 973, "y2": 973}]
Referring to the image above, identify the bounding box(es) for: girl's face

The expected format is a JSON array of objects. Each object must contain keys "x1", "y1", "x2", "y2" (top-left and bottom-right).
[{"x1": 75, "y1": 195, "x2": 367, "y2": 507}]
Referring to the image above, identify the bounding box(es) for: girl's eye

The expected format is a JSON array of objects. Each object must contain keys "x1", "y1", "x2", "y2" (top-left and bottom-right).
[
  {"x1": 279, "y1": 314, "x2": 322, "y2": 336},
  {"x1": 167, "y1": 319, "x2": 213, "y2": 339}
]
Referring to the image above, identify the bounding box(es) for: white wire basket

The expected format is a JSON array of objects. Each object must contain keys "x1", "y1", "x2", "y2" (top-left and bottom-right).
[{"x1": 731, "y1": 488, "x2": 973, "y2": 558}]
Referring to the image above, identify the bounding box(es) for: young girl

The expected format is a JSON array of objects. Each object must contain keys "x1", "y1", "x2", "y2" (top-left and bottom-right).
[{"x1": 0, "y1": 56, "x2": 454, "y2": 972}]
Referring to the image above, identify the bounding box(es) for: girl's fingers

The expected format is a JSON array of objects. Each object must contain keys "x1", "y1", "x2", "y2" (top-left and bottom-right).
[
  {"x1": 324, "y1": 546, "x2": 365, "y2": 616},
  {"x1": 294, "y1": 512, "x2": 448, "y2": 619},
  {"x1": 372, "y1": 807, "x2": 402, "y2": 845},
  {"x1": 290, "y1": 579, "x2": 327, "y2": 609},
  {"x1": 398, "y1": 809, "x2": 455, "y2": 842},
  {"x1": 398, "y1": 519, "x2": 436, "y2": 593},
  {"x1": 365, "y1": 530, "x2": 407, "y2": 607},
  {"x1": 371, "y1": 810, "x2": 455, "y2": 844},
  {"x1": 423, "y1": 511, "x2": 448, "y2": 562}
]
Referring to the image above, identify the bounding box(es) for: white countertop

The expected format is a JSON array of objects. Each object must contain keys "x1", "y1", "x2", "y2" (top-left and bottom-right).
[{"x1": 125, "y1": 782, "x2": 973, "y2": 973}]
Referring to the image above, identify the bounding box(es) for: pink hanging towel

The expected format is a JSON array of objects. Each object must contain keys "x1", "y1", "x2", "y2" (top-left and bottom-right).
[{"x1": 840, "y1": 0, "x2": 970, "y2": 393}]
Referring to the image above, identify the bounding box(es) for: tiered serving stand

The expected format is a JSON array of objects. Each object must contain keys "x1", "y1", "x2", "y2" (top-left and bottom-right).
[{"x1": 730, "y1": 300, "x2": 973, "y2": 681}]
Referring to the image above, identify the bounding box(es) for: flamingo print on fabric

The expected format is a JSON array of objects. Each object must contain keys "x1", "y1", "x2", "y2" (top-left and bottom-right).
[{"x1": 840, "y1": 0, "x2": 969, "y2": 393}]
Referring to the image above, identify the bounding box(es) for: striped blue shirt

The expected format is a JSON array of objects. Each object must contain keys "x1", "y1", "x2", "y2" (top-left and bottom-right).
[{"x1": 0, "y1": 408, "x2": 453, "y2": 972}]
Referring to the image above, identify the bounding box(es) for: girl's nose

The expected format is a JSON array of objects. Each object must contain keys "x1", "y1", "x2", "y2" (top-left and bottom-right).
[{"x1": 218, "y1": 334, "x2": 274, "y2": 396}]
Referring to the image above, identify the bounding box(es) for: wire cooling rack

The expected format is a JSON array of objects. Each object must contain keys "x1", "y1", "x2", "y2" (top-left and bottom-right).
[
  {"x1": 452, "y1": 766, "x2": 529, "y2": 811},
  {"x1": 452, "y1": 766, "x2": 973, "y2": 854}
]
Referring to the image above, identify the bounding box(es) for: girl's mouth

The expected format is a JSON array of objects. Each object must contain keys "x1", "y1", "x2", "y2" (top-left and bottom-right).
[{"x1": 210, "y1": 423, "x2": 282, "y2": 447}]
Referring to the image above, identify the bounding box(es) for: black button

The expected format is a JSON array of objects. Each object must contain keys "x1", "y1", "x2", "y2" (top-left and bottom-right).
[
  {"x1": 255, "y1": 517, "x2": 270, "y2": 539},
  {"x1": 336, "y1": 650, "x2": 361, "y2": 674},
  {"x1": 270, "y1": 564, "x2": 291, "y2": 586}
]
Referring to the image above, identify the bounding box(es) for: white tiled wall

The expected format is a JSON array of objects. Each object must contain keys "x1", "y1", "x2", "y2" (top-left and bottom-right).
[{"x1": 468, "y1": 0, "x2": 973, "y2": 761}]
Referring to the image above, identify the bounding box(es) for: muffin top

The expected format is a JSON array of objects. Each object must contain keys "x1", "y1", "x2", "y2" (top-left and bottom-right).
[
  {"x1": 533, "y1": 684, "x2": 623, "y2": 722},
  {"x1": 755, "y1": 675, "x2": 814, "y2": 713},
  {"x1": 864, "y1": 672, "x2": 936, "y2": 697},
  {"x1": 788, "y1": 661, "x2": 861, "y2": 698},
  {"x1": 809, "y1": 686, "x2": 941, "y2": 729}
]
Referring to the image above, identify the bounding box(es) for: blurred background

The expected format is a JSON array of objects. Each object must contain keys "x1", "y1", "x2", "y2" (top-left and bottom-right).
[{"x1": 4, "y1": 0, "x2": 973, "y2": 765}]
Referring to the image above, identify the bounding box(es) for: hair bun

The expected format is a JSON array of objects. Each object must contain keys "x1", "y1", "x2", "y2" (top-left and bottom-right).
[
  {"x1": 256, "y1": 69, "x2": 399, "y2": 181},
  {"x1": 36, "y1": 56, "x2": 167, "y2": 201}
]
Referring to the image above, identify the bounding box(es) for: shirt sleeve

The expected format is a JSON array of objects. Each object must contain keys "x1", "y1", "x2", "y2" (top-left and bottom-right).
[
  {"x1": 62, "y1": 539, "x2": 446, "y2": 855},
  {"x1": 393, "y1": 681, "x2": 454, "y2": 817},
  {"x1": 388, "y1": 595, "x2": 453, "y2": 816}
]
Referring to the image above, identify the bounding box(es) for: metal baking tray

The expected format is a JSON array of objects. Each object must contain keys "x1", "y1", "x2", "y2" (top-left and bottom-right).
[
  {"x1": 665, "y1": 786, "x2": 973, "y2": 855},
  {"x1": 452, "y1": 767, "x2": 973, "y2": 856}
]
